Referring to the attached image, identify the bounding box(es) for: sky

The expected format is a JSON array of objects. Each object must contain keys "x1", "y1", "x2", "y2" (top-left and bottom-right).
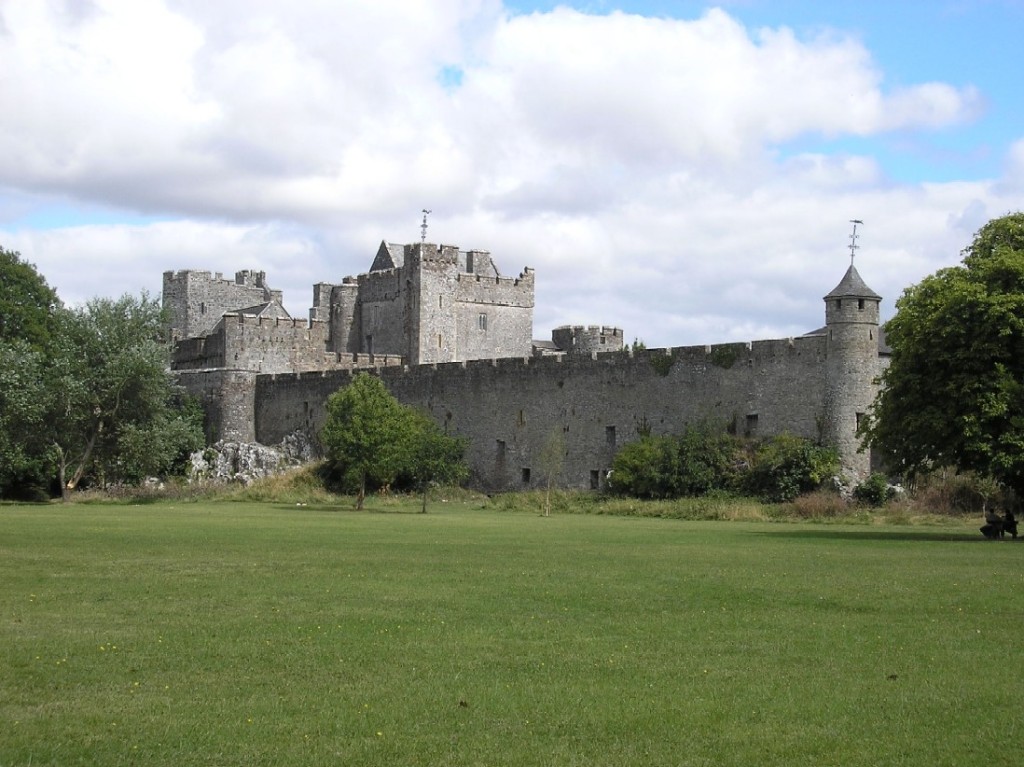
[{"x1": 2, "y1": 0, "x2": 1023, "y2": 348}]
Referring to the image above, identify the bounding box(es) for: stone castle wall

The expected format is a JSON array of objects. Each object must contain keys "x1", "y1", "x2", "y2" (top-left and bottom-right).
[
  {"x1": 167, "y1": 249, "x2": 883, "y2": 488},
  {"x1": 163, "y1": 269, "x2": 282, "y2": 340},
  {"x1": 251, "y1": 335, "x2": 832, "y2": 491},
  {"x1": 172, "y1": 313, "x2": 405, "y2": 375},
  {"x1": 551, "y1": 325, "x2": 624, "y2": 354}
]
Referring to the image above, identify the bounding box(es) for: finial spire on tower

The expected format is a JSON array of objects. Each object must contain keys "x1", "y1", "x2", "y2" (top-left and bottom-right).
[
  {"x1": 848, "y1": 219, "x2": 863, "y2": 266},
  {"x1": 420, "y1": 209, "x2": 431, "y2": 243}
]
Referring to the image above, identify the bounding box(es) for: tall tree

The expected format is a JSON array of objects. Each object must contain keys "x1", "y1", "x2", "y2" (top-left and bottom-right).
[
  {"x1": 43, "y1": 293, "x2": 203, "y2": 499},
  {"x1": 862, "y1": 212, "x2": 1024, "y2": 496},
  {"x1": 0, "y1": 340, "x2": 51, "y2": 498},
  {"x1": 0, "y1": 246, "x2": 61, "y2": 350}
]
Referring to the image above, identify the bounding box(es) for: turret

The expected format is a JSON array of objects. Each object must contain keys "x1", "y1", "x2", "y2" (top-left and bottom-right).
[{"x1": 822, "y1": 264, "x2": 882, "y2": 478}]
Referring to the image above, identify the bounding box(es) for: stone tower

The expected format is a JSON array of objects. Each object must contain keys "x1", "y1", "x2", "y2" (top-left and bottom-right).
[{"x1": 822, "y1": 265, "x2": 882, "y2": 478}]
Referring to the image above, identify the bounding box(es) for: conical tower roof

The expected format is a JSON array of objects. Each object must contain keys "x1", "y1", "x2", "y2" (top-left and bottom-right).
[{"x1": 824, "y1": 265, "x2": 880, "y2": 300}]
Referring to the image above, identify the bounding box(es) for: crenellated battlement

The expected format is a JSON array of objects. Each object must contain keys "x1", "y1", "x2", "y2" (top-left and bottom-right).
[
  {"x1": 551, "y1": 324, "x2": 624, "y2": 353},
  {"x1": 169, "y1": 237, "x2": 884, "y2": 490}
]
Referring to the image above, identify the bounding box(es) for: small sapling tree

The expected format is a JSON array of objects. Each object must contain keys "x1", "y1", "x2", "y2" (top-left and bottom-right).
[{"x1": 538, "y1": 427, "x2": 566, "y2": 516}]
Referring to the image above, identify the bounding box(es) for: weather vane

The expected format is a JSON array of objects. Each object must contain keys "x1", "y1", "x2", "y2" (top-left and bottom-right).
[
  {"x1": 848, "y1": 219, "x2": 863, "y2": 266},
  {"x1": 421, "y1": 209, "x2": 431, "y2": 243}
]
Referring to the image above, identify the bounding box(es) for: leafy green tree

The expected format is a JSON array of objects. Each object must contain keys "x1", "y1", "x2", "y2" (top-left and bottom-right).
[
  {"x1": 402, "y1": 410, "x2": 469, "y2": 513},
  {"x1": 0, "y1": 267, "x2": 202, "y2": 499},
  {"x1": 861, "y1": 213, "x2": 1024, "y2": 497},
  {"x1": 0, "y1": 246, "x2": 61, "y2": 350},
  {"x1": 0, "y1": 340, "x2": 52, "y2": 498},
  {"x1": 321, "y1": 373, "x2": 418, "y2": 509}
]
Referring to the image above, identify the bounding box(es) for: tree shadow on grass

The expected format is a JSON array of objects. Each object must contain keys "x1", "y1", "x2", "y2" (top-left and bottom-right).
[{"x1": 749, "y1": 528, "x2": 1011, "y2": 544}]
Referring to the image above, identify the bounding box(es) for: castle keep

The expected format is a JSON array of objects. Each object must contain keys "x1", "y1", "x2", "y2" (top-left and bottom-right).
[{"x1": 165, "y1": 240, "x2": 885, "y2": 490}]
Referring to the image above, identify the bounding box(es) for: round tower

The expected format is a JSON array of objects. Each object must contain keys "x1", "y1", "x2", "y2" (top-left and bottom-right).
[{"x1": 822, "y1": 264, "x2": 881, "y2": 479}]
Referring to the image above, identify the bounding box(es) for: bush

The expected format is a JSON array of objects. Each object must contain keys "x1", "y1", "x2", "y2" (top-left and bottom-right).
[
  {"x1": 853, "y1": 473, "x2": 895, "y2": 507},
  {"x1": 608, "y1": 427, "x2": 741, "y2": 499},
  {"x1": 742, "y1": 434, "x2": 839, "y2": 503},
  {"x1": 607, "y1": 435, "x2": 678, "y2": 499}
]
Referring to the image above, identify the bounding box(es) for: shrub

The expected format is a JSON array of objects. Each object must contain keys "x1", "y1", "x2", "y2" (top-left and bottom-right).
[
  {"x1": 608, "y1": 427, "x2": 741, "y2": 499},
  {"x1": 608, "y1": 435, "x2": 677, "y2": 498},
  {"x1": 743, "y1": 434, "x2": 839, "y2": 503},
  {"x1": 853, "y1": 473, "x2": 895, "y2": 507}
]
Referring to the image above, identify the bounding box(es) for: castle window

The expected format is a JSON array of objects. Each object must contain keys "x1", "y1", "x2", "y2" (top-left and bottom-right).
[
  {"x1": 518, "y1": 409, "x2": 525, "y2": 426},
  {"x1": 438, "y1": 334, "x2": 443, "y2": 349},
  {"x1": 590, "y1": 470, "x2": 600, "y2": 490},
  {"x1": 478, "y1": 313, "x2": 487, "y2": 331},
  {"x1": 858, "y1": 298, "x2": 865, "y2": 310},
  {"x1": 606, "y1": 425, "x2": 616, "y2": 447},
  {"x1": 745, "y1": 413, "x2": 759, "y2": 437},
  {"x1": 366, "y1": 335, "x2": 373, "y2": 355},
  {"x1": 439, "y1": 296, "x2": 443, "y2": 309},
  {"x1": 200, "y1": 302, "x2": 206, "y2": 315},
  {"x1": 521, "y1": 467, "x2": 531, "y2": 484},
  {"x1": 856, "y1": 412, "x2": 865, "y2": 431},
  {"x1": 835, "y1": 299, "x2": 841, "y2": 310}
]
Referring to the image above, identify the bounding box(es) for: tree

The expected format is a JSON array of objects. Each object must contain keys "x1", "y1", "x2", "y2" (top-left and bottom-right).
[
  {"x1": 0, "y1": 266, "x2": 204, "y2": 500},
  {"x1": 861, "y1": 213, "x2": 1024, "y2": 497},
  {"x1": 320, "y1": 373, "x2": 418, "y2": 509},
  {"x1": 537, "y1": 427, "x2": 566, "y2": 516},
  {"x1": 0, "y1": 340, "x2": 52, "y2": 498},
  {"x1": 0, "y1": 246, "x2": 61, "y2": 350},
  {"x1": 403, "y1": 410, "x2": 469, "y2": 513}
]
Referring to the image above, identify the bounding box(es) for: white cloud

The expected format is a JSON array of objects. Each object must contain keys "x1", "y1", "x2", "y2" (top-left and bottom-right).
[{"x1": 0, "y1": 1, "x2": 1019, "y2": 350}]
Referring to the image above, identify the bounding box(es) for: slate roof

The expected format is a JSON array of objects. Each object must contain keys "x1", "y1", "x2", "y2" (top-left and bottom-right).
[{"x1": 824, "y1": 265, "x2": 881, "y2": 300}]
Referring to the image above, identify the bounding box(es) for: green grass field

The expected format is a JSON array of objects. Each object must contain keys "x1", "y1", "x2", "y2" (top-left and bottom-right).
[{"x1": 1, "y1": 498, "x2": 1021, "y2": 766}]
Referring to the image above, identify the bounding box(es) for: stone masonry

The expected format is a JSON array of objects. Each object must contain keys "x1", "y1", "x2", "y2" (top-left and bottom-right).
[{"x1": 167, "y1": 242, "x2": 886, "y2": 489}]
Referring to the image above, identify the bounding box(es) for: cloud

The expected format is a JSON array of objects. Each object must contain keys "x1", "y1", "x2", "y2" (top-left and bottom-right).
[{"x1": 0, "y1": 1, "x2": 1019, "y2": 349}]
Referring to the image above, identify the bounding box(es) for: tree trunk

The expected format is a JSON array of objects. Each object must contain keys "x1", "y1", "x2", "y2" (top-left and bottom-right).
[{"x1": 356, "y1": 472, "x2": 366, "y2": 510}]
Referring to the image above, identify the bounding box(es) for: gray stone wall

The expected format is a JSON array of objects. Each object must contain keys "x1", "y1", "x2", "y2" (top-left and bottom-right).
[
  {"x1": 319, "y1": 242, "x2": 536, "y2": 365},
  {"x1": 551, "y1": 325, "x2": 624, "y2": 354},
  {"x1": 177, "y1": 369, "x2": 259, "y2": 443},
  {"x1": 163, "y1": 269, "x2": 280, "y2": 340},
  {"x1": 252, "y1": 335, "x2": 835, "y2": 491}
]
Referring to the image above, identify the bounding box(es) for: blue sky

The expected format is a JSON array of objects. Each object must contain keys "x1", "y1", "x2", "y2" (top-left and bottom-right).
[{"x1": 1, "y1": 0, "x2": 1022, "y2": 346}]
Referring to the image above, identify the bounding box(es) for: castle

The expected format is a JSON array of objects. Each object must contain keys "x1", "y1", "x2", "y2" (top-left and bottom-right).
[{"x1": 165, "y1": 240, "x2": 885, "y2": 491}]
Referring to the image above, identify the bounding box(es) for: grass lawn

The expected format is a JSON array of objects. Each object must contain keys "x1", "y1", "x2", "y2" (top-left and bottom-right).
[{"x1": 1, "y1": 498, "x2": 1021, "y2": 766}]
